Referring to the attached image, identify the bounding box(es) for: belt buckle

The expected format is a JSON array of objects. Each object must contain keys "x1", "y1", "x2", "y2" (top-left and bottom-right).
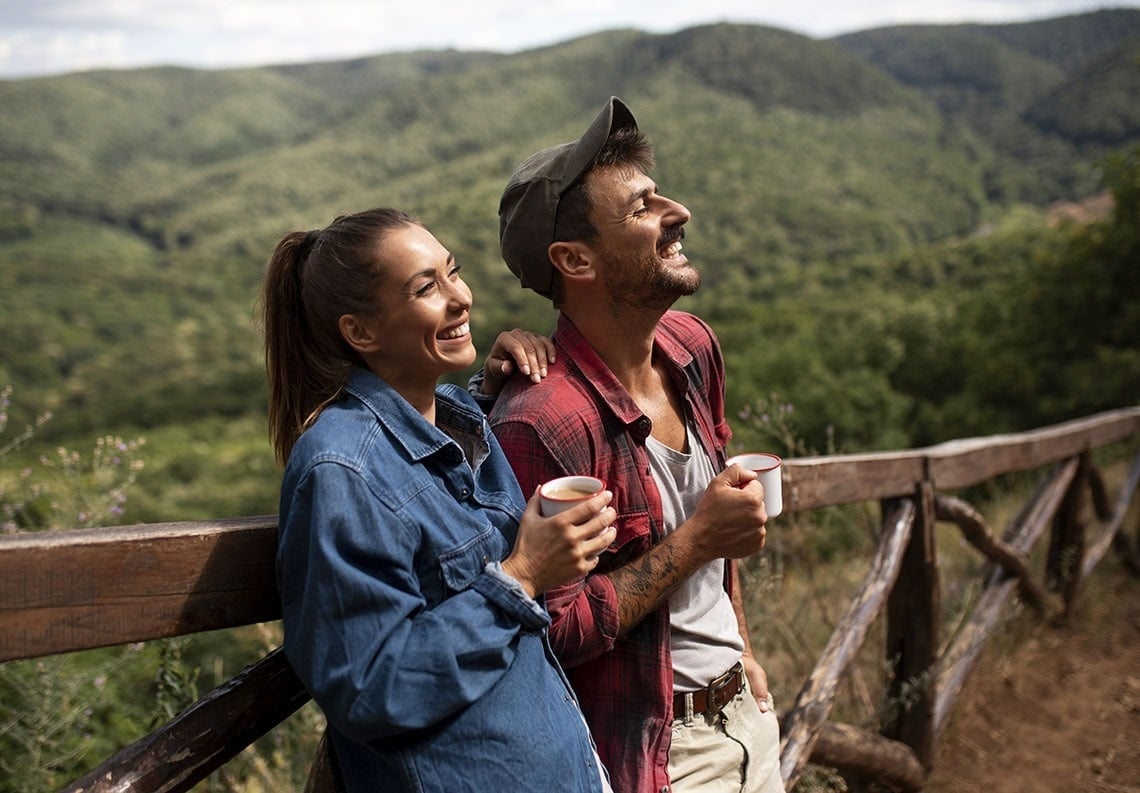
[{"x1": 706, "y1": 662, "x2": 742, "y2": 713}]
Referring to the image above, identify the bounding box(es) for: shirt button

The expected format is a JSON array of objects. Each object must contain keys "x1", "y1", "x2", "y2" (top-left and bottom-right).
[{"x1": 460, "y1": 488, "x2": 470, "y2": 498}]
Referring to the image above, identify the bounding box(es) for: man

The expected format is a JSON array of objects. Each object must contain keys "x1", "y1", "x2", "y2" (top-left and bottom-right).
[{"x1": 487, "y1": 96, "x2": 784, "y2": 793}]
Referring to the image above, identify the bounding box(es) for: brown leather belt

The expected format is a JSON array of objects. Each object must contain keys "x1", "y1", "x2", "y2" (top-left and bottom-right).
[{"x1": 673, "y1": 662, "x2": 744, "y2": 718}]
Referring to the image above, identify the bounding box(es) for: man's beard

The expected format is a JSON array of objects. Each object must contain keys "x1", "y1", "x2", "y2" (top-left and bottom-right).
[{"x1": 607, "y1": 248, "x2": 700, "y2": 314}]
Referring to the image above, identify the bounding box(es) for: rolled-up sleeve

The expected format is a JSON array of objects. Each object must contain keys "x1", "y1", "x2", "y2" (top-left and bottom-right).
[{"x1": 492, "y1": 419, "x2": 622, "y2": 667}]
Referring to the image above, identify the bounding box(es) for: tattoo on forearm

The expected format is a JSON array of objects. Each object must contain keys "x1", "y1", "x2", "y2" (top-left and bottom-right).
[{"x1": 610, "y1": 543, "x2": 687, "y2": 634}]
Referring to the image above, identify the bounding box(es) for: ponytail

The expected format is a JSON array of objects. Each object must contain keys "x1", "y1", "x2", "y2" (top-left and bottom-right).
[{"x1": 260, "y1": 209, "x2": 420, "y2": 465}]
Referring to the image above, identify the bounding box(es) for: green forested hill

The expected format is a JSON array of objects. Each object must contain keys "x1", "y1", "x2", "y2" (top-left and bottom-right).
[
  {"x1": 1025, "y1": 35, "x2": 1140, "y2": 145},
  {"x1": 834, "y1": 8, "x2": 1140, "y2": 199},
  {"x1": 0, "y1": 12, "x2": 1137, "y2": 522},
  {"x1": 968, "y1": 7, "x2": 1140, "y2": 69}
]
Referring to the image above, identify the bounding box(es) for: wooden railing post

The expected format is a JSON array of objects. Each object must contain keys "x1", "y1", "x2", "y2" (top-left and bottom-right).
[
  {"x1": 883, "y1": 479, "x2": 939, "y2": 770},
  {"x1": 1047, "y1": 452, "x2": 1090, "y2": 618}
]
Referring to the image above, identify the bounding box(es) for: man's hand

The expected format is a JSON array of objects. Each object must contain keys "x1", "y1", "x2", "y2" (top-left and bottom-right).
[
  {"x1": 681, "y1": 465, "x2": 769, "y2": 564},
  {"x1": 741, "y1": 654, "x2": 772, "y2": 713}
]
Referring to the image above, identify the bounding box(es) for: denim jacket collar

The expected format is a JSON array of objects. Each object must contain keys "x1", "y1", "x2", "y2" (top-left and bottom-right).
[{"x1": 344, "y1": 367, "x2": 488, "y2": 469}]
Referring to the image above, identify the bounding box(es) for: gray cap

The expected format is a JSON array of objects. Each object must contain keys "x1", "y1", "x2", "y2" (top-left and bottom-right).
[{"x1": 498, "y1": 96, "x2": 638, "y2": 298}]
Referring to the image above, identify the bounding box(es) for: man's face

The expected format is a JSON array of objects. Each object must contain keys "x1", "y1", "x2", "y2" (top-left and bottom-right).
[{"x1": 584, "y1": 165, "x2": 696, "y2": 311}]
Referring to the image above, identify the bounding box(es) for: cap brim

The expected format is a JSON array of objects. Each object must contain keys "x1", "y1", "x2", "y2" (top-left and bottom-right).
[{"x1": 559, "y1": 97, "x2": 637, "y2": 199}]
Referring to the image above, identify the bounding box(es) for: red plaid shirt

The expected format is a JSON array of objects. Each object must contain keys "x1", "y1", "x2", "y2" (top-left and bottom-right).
[{"x1": 490, "y1": 310, "x2": 734, "y2": 793}]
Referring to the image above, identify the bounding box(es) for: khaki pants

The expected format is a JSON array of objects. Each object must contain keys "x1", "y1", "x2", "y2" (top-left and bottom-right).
[{"x1": 668, "y1": 676, "x2": 784, "y2": 793}]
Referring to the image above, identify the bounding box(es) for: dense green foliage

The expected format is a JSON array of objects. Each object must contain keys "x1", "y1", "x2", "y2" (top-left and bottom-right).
[{"x1": 0, "y1": 11, "x2": 1137, "y2": 519}]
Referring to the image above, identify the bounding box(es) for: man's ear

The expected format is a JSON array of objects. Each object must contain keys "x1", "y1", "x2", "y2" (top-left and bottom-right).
[
  {"x1": 548, "y1": 241, "x2": 595, "y2": 282},
  {"x1": 339, "y1": 314, "x2": 382, "y2": 355}
]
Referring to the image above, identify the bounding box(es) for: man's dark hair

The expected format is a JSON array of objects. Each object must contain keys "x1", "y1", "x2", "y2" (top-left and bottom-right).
[{"x1": 549, "y1": 128, "x2": 654, "y2": 304}]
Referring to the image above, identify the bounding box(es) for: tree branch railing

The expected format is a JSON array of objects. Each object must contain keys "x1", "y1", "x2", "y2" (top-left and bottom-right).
[
  {"x1": 778, "y1": 497, "x2": 919, "y2": 791},
  {"x1": 2, "y1": 407, "x2": 1138, "y2": 791},
  {"x1": 934, "y1": 493, "x2": 1059, "y2": 616}
]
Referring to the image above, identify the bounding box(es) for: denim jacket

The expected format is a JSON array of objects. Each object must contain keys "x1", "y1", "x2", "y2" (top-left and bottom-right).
[{"x1": 277, "y1": 367, "x2": 606, "y2": 792}]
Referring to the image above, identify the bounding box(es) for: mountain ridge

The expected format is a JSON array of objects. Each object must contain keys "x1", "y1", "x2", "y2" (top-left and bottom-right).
[{"x1": 0, "y1": 9, "x2": 1136, "y2": 454}]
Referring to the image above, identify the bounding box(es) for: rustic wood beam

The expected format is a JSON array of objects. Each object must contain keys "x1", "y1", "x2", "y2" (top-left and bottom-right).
[
  {"x1": 1005, "y1": 459, "x2": 1081, "y2": 553},
  {"x1": 924, "y1": 409, "x2": 1139, "y2": 490},
  {"x1": 3, "y1": 414, "x2": 1133, "y2": 661},
  {"x1": 779, "y1": 499, "x2": 915, "y2": 789},
  {"x1": 0, "y1": 517, "x2": 281, "y2": 662},
  {"x1": 304, "y1": 731, "x2": 346, "y2": 793},
  {"x1": 63, "y1": 647, "x2": 310, "y2": 793},
  {"x1": 810, "y1": 721, "x2": 925, "y2": 792},
  {"x1": 1086, "y1": 461, "x2": 1112, "y2": 521},
  {"x1": 784, "y1": 408, "x2": 1139, "y2": 512},
  {"x1": 1047, "y1": 453, "x2": 1090, "y2": 618},
  {"x1": 933, "y1": 458, "x2": 1078, "y2": 735},
  {"x1": 934, "y1": 494, "x2": 1059, "y2": 616},
  {"x1": 781, "y1": 454, "x2": 925, "y2": 511},
  {"x1": 1083, "y1": 452, "x2": 1140, "y2": 577},
  {"x1": 884, "y1": 483, "x2": 939, "y2": 769}
]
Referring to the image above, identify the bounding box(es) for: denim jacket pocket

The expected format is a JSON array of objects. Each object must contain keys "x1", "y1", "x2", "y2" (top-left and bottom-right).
[{"x1": 438, "y1": 527, "x2": 505, "y2": 594}]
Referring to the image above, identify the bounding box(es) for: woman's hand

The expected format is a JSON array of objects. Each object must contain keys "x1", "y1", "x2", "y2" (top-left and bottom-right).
[
  {"x1": 481, "y1": 329, "x2": 556, "y2": 395},
  {"x1": 502, "y1": 487, "x2": 617, "y2": 597}
]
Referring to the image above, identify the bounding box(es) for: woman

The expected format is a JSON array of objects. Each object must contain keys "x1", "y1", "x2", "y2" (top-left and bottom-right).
[{"x1": 261, "y1": 207, "x2": 617, "y2": 792}]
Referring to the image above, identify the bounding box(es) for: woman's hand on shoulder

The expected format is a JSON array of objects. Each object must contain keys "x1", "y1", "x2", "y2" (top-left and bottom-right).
[{"x1": 480, "y1": 329, "x2": 555, "y2": 396}]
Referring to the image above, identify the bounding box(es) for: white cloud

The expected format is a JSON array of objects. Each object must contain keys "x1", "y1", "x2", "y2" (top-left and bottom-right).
[{"x1": 0, "y1": 0, "x2": 1132, "y2": 78}]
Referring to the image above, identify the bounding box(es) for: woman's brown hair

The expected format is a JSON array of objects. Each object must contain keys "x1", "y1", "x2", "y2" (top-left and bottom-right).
[{"x1": 260, "y1": 208, "x2": 420, "y2": 465}]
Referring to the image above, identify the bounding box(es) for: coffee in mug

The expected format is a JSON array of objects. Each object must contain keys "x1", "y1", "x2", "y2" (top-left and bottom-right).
[
  {"x1": 543, "y1": 487, "x2": 596, "y2": 500},
  {"x1": 539, "y1": 476, "x2": 605, "y2": 516}
]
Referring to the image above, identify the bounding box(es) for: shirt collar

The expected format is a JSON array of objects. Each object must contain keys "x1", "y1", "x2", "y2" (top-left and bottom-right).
[{"x1": 552, "y1": 312, "x2": 695, "y2": 431}]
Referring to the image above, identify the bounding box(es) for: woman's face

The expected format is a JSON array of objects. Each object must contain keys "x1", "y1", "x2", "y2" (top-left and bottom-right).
[{"x1": 358, "y1": 223, "x2": 477, "y2": 391}]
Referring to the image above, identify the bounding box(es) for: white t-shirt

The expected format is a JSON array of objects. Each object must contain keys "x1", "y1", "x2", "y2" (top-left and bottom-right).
[{"x1": 644, "y1": 425, "x2": 744, "y2": 692}]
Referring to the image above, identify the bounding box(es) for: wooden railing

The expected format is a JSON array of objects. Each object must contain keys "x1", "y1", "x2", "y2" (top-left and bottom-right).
[{"x1": 2, "y1": 407, "x2": 1138, "y2": 791}]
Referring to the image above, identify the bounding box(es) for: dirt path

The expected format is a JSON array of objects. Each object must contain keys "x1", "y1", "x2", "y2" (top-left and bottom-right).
[{"x1": 924, "y1": 558, "x2": 1140, "y2": 793}]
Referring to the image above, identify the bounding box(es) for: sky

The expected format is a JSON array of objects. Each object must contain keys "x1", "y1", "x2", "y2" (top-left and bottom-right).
[{"x1": 0, "y1": 0, "x2": 1134, "y2": 80}]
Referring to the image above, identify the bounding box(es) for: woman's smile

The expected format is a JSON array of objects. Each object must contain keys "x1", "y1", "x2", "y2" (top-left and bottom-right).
[{"x1": 437, "y1": 320, "x2": 471, "y2": 341}]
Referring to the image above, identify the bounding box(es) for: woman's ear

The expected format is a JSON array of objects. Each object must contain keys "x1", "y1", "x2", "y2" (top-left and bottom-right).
[{"x1": 339, "y1": 314, "x2": 382, "y2": 355}]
